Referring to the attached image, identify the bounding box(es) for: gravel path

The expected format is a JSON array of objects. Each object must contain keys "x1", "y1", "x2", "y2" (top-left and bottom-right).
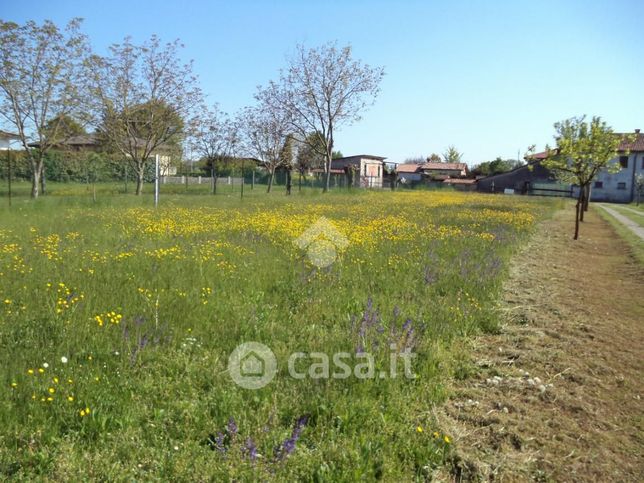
[{"x1": 597, "y1": 203, "x2": 644, "y2": 241}]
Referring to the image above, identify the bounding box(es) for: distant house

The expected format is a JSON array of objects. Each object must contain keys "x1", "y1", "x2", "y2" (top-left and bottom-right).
[
  {"x1": 421, "y1": 162, "x2": 468, "y2": 180},
  {"x1": 395, "y1": 163, "x2": 423, "y2": 183},
  {"x1": 0, "y1": 130, "x2": 20, "y2": 150},
  {"x1": 331, "y1": 155, "x2": 386, "y2": 188},
  {"x1": 476, "y1": 160, "x2": 563, "y2": 195},
  {"x1": 29, "y1": 133, "x2": 178, "y2": 175},
  {"x1": 482, "y1": 129, "x2": 644, "y2": 202},
  {"x1": 587, "y1": 130, "x2": 644, "y2": 203}
]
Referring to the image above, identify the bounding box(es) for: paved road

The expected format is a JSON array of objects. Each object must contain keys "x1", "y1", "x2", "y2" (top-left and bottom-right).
[{"x1": 597, "y1": 204, "x2": 644, "y2": 241}]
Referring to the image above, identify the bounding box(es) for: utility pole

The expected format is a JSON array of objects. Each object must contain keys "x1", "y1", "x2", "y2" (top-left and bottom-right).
[{"x1": 154, "y1": 154, "x2": 160, "y2": 208}]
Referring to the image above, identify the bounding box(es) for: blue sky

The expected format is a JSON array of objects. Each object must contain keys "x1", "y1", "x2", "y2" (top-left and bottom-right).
[{"x1": 4, "y1": 0, "x2": 643, "y2": 165}]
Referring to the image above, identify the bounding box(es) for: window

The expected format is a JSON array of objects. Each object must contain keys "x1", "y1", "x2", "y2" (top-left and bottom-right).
[
  {"x1": 619, "y1": 155, "x2": 628, "y2": 168},
  {"x1": 594, "y1": 181, "x2": 603, "y2": 188},
  {"x1": 617, "y1": 182, "x2": 626, "y2": 190}
]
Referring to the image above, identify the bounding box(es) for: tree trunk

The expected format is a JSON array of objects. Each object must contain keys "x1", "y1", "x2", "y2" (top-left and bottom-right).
[
  {"x1": 324, "y1": 165, "x2": 331, "y2": 193},
  {"x1": 583, "y1": 184, "x2": 591, "y2": 212},
  {"x1": 574, "y1": 194, "x2": 581, "y2": 240},
  {"x1": 135, "y1": 171, "x2": 144, "y2": 195},
  {"x1": 286, "y1": 169, "x2": 292, "y2": 195},
  {"x1": 40, "y1": 165, "x2": 46, "y2": 196},
  {"x1": 31, "y1": 163, "x2": 42, "y2": 198},
  {"x1": 298, "y1": 172, "x2": 302, "y2": 192},
  {"x1": 579, "y1": 188, "x2": 586, "y2": 222},
  {"x1": 267, "y1": 167, "x2": 275, "y2": 193}
]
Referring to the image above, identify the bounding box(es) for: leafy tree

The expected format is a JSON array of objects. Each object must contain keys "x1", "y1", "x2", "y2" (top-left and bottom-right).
[
  {"x1": 442, "y1": 145, "x2": 463, "y2": 164},
  {"x1": 257, "y1": 42, "x2": 384, "y2": 192},
  {"x1": 43, "y1": 114, "x2": 86, "y2": 142},
  {"x1": 542, "y1": 116, "x2": 632, "y2": 239},
  {"x1": 472, "y1": 157, "x2": 523, "y2": 176},
  {"x1": 0, "y1": 19, "x2": 90, "y2": 197},
  {"x1": 427, "y1": 153, "x2": 442, "y2": 163},
  {"x1": 635, "y1": 174, "x2": 644, "y2": 206},
  {"x1": 332, "y1": 150, "x2": 343, "y2": 160},
  {"x1": 87, "y1": 35, "x2": 201, "y2": 195}
]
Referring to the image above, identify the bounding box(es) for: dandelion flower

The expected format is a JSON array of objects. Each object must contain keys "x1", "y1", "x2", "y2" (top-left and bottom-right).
[
  {"x1": 80, "y1": 409, "x2": 86, "y2": 417},
  {"x1": 11, "y1": 382, "x2": 17, "y2": 388},
  {"x1": 53, "y1": 377, "x2": 59, "y2": 384},
  {"x1": 38, "y1": 368, "x2": 45, "y2": 374},
  {"x1": 416, "y1": 426, "x2": 423, "y2": 433},
  {"x1": 48, "y1": 387, "x2": 55, "y2": 394},
  {"x1": 47, "y1": 397, "x2": 53, "y2": 402},
  {"x1": 444, "y1": 435, "x2": 451, "y2": 444},
  {"x1": 67, "y1": 396, "x2": 74, "y2": 402},
  {"x1": 61, "y1": 356, "x2": 68, "y2": 364},
  {"x1": 27, "y1": 369, "x2": 34, "y2": 375},
  {"x1": 433, "y1": 432, "x2": 439, "y2": 439}
]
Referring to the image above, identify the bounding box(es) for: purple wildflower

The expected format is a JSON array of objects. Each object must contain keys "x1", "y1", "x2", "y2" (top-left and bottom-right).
[
  {"x1": 226, "y1": 417, "x2": 238, "y2": 438},
  {"x1": 244, "y1": 437, "x2": 257, "y2": 462},
  {"x1": 275, "y1": 415, "x2": 309, "y2": 461}
]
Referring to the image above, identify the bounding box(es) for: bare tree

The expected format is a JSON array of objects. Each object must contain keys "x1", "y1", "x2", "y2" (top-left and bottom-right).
[
  {"x1": 0, "y1": 19, "x2": 89, "y2": 198},
  {"x1": 258, "y1": 42, "x2": 384, "y2": 192},
  {"x1": 87, "y1": 36, "x2": 201, "y2": 195},
  {"x1": 239, "y1": 104, "x2": 289, "y2": 193},
  {"x1": 192, "y1": 104, "x2": 238, "y2": 175}
]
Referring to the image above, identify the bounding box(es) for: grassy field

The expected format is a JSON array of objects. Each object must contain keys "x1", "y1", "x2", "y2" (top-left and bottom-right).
[{"x1": 0, "y1": 186, "x2": 558, "y2": 480}]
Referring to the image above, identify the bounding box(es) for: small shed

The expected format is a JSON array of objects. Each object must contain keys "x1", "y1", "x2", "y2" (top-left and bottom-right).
[{"x1": 331, "y1": 155, "x2": 386, "y2": 188}]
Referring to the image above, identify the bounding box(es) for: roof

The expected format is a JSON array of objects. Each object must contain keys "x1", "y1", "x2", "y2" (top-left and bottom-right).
[
  {"x1": 443, "y1": 178, "x2": 477, "y2": 185},
  {"x1": 617, "y1": 131, "x2": 644, "y2": 152},
  {"x1": 527, "y1": 131, "x2": 644, "y2": 159},
  {"x1": 0, "y1": 130, "x2": 20, "y2": 140},
  {"x1": 395, "y1": 163, "x2": 423, "y2": 173},
  {"x1": 28, "y1": 134, "x2": 100, "y2": 148},
  {"x1": 333, "y1": 154, "x2": 387, "y2": 162},
  {"x1": 421, "y1": 162, "x2": 468, "y2": 171}
]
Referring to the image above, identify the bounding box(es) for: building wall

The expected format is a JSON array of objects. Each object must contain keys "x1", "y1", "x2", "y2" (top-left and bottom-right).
[{"x1": 589, "y1": 153, "x2": 643, "y2": 203}]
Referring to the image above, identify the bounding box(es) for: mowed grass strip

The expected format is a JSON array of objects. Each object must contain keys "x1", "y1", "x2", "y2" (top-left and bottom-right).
[{"x1": 0, "y1": 189, "x2": 558, "y2": 480}]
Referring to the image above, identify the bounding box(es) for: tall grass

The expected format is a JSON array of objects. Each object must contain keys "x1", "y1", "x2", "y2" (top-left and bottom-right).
[{"x1": 0, "y1": 187, "x2": 557, "y2": 480}]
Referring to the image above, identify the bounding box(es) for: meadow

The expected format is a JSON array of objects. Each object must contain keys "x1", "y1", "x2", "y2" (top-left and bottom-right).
[{"x1": 0, "y1": 185, "x2": 556, "y2": 480}]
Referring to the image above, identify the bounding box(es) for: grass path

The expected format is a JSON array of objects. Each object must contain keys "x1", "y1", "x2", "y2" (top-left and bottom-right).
[
  {"x1": 434, "y1": 206, "x2": 644, "y2": 481},
  {"x1": 597, "y1": 204, "x2": 644, "y2": 240}
]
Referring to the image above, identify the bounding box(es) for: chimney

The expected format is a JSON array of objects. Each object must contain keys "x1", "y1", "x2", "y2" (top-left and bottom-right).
[{"x1": 636, "y1": 129, "x2": 641, "y2": 134}]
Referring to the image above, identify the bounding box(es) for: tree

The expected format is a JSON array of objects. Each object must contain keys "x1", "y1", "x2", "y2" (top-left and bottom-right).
[
  {"x1": 43, "y1": 114, "x2": 86, "y2": 141},
  {"x1": 87, "y1": 35, "x2": 201, "y2": 195},
  {"x1": 192, "y1": 104, "x2": 238, "y2": 176},
  {"x1": 635, "y1": 174, "x2": 644, "y2": 206},
  {"x1": 442, "y1": 145, "x2": 463, "y2": 164},
  {"x1": 258, "y1": 42, "x2": 384, "y2": 192},
  {"x1": 427, "y1": 153, "x2": 442, "y2": 163},
  {"x1": 279, "y1": 134, "x2": 295, "y2": 195},
  {"x1": 542, "y1": 116, "x2": 632, "y2": 240},
  {"x1": 0, "y1": 19, "x2": 89, "y2": 198},
  {"x1": 472, "y1": 157, "x2": 523, "y2": 176},
  {"x1": 240, "y1": 104, "x2": 289, "y2": 193}
]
